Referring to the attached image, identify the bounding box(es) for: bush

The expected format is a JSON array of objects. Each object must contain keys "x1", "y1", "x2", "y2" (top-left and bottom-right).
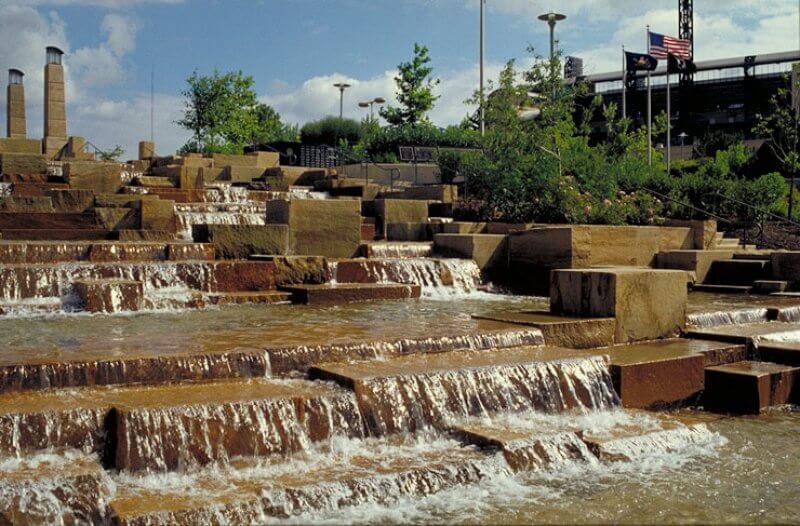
[
  {"x1": 300, "y1": 117, "x2": 362, "y2": 146},
  {"x1": 363, "y1": 124, "x2": 482, "y2": 161}
]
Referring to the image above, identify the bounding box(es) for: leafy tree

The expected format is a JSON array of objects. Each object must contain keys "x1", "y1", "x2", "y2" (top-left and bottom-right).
[
  {"x1": 380, "y1": 43, "x2": 440, "y2": 127},
  {"x1": 177, "y1": 70, "x2": 294, "y2": 153},
  {"x1": 692, "y1": 130, "x2": 744, "y2": 159},
  {"x1": 754, "y1": 77, "x2": 800, "y2": 217},
  {"x1": 96, "y1": 145, "x2": 125, "y2": 162}
]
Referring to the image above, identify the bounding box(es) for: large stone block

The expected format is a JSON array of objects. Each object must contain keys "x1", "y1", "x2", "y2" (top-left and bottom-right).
[
  {"x1": 73, "y1": 279, "x2": 144, "y2": 313},
  {"x1": 64, "y1": 162, "x2": 123, "y2": 193},
  {"x1": 192, "y1": 224, "x2": 289, "y2": 259},
  {"x1": 46, "y1": 189, "x2": 94, "y2": 213},
  {"x1": 0, "y1": 153, "x2": 47, "y2": 175},
  {"x1": 656, "y1": 249, "x2": 735, "y2": 284},
  {"x1": 374, "y1": 199, "x2": 428, "y2": 237},
  {"x1": 138, "y1": 199, "x2": 177, "y2": 233},
  {"x1": 0, "y1": 196, "x2": 54, "y2": 213},
  {"x1": 550, "y1": 268, "x2": 687, "y2": 343},
  {"x1": 138, "y1": 141, "x2": 155, "y2": 160},
  {"x1": 386, "y1": 222, "x2": 429, "y2": 241},
  {"x1": 509, "y1": 225, "x2": 694, "y2": 294},
  {"x1": 246, "y1": 151, "x2": 280, "y2": 168},
  {"x1": 265, "y1": 199, "x2": 361, "y2": 258},
  {"x1": 95, "y1": 207, "x2": 140, "y2": 230},
  {"x1": 224, "y1": 165, "x2": 266, "y2": 183},
  {"x1": 434, "y1": 233, "x2": 508, "y2": 277},
  {"x1": 0, "y1": 138, "x2": 41, "y2": 155},
  {"x1": 442, "y1": 222, "x2": 487, "y2": 234},
  {"x1": 401, "y1": 184, "x2": 458, "y2": 203},
  {"x1": 704, "y1": 361, "x2": 800, "y2": 414}
]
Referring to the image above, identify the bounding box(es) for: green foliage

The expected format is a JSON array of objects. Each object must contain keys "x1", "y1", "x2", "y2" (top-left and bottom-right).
[
  {"x1": 693, "y1": 130, "x2": 744, "y2": 159},
  {"x1": 753, "y1": 78, "x2": 800, "y2": 178},
  {"x1": 380, "y1": 43, "x2": 440, "y2": 127},
  {"x1": 177, "y1": 70, "x2": 294, "y2": 154},
  {"x1": 96, "y1": 145, "x2": 125, "y2": 162},
  {"x1": 300, "y1": 116, "x2": 362, "y2": 146},
  {"x1": 361, "y1": 123, "x2": 482, "y2": 161}
]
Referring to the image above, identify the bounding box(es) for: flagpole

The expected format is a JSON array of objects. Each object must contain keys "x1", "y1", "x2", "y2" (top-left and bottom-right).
[
  {"x1": 646, "y1": 25, "x2": 652, "y2": 169},
  {"x1": 622, "y1": 45, "x2": 627, "y2": 119},
  {"x1": 666, "y1": 66, "x2": 671, "y2": 175}
]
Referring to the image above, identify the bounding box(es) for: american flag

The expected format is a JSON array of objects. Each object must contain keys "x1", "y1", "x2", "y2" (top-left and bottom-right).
[{"x1": 649, "y1": 32, "x2": 691, "y2": 59}]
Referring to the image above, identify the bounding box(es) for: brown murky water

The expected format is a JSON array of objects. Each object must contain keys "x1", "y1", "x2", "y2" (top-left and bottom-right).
[{"x1": 0, "y1": 295, "x2": 548, "y2": 365}]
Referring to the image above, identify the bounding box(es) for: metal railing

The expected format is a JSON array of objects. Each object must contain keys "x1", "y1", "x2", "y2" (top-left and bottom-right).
[{"x1": 315, "y1": 143, "x2": 401, "y2": 191}]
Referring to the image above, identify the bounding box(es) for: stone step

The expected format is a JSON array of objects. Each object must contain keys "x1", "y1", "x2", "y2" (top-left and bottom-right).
[
  {"x1": 603, "y1": 339, "x2": 746, "y2": 409},
  {"x1": 686, "y1": 321, "x2": 800, "y2": 344},
  {"x1": 732, "y1": 252, "x2": 773, "y2": 260},
  {"x1": 204, "y1": 290, "x2": 292, "y2": 305},
  {"x1": 756, "y1": 341, "x2": 800, "y2": 366},
  {"x1": 703, "y1": 259, "x2": 770, "y2": 286},
  {"x1": 108, "y1": 438, "x2": 500, "y2": 525},
  {"x1": 753, "y1": 280, "x2": 789, "y2": 294},
  {"x1": 0, "y1": 229, "x2": 116, "y2": 241},
  {"x1": 360, "y1": 241, "x2": 434, "y2": 258},
  {"x1": 0, "y1": 327, "x2": 545, "y2": 392},
  {"x1": 281, "y1": 283, "x2": 421, "y2": 305},
  {"x1": 0, "y1": 378, "x2": 363, "y2": 471},
  {"x1": 0, "y1": 450, "x2": 112, "y2": 525},
  {"x1": 691, "y1": 284, "x2": 754, "y2": 294},
  {"x1": 472, "y1": 310, "x2": 615, "y2": 349},
  {"x1": 704, "y1": 361, "x2": 800, "y2": 414},
  {"x1": 309, "y1": 347, "x2": 617, "y2": 434},
  {"x1": 73, "y1": 279, "x2": 144, "y2": 313}
]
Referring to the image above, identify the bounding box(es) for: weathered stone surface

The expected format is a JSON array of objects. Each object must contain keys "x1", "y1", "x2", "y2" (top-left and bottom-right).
[
  {"x1": 94, "y1": 194, "x2": 158, "y2": 208},
  {"x1": 472, "y1": 311, "x2": 615, "y2": 349},
  {"x1": 386, "y1": 222, "x2": 429, "y2": 241},
  {"x1": 0, "y1": 138, "x2": 42, "y2": 155},
  {"x1": 657, "y1": 249, "x2": 735, "y2": 284},
  {"x1": 663, "y1": 219, "x2": 718, "y2": 249},
  {"x1": 88, "y1": 242, "x2": 166, "y2": 263},
  {"x1": 136, "y1": 176, "x2": 176, "y2": 188},
  {"x1": 138, "y1": 141, "x2": 155, "y2": 160},
  {"x1": 265, "y1": 199, "x2": 361, "y2": 258},
  {"x1": 434, "y1": 233, "x2": 508, "y2": 276},
  {"x1": 283, "y1": 283, "x2": 420, "y2": 305},
  {"x1": 263, "y1": 167, "x2": 328, "y2": 190},
  {"x1": 192, "y1": 224, "x2": 289, "y2": 259},
  {"x1": 95, "y1": 207, "x2": 139, "y2": 230},
  {"x1": 46, "y1": 189, "x2": 94, "y2": 213},
  {"x1": 704, "y1": 361, "x2": 800, "y2": 413},
  {"x1": 509, "y1": 225, "x2": 694, "y2": 294},
  {"x1": 167, "y1": 243, "x2": 215, "y2": 261},
  {"x1": 606, "y1": 340, "x2": 708, "y2": 408},
  {"x1": 374, "y1": 199, "x2": 428, "y2": 237},
  {"x1": 551, "y1": 268, "x2": 687, "y2": 343},
  {"x1": 224, "y1": 165, "x2": 267, "y2": 183},
  {"x1": 0, "y1": 212, "x2": 98, "y2": 230},
  {"x1": 65, "y1": 162, "x2": 123, "y2": 194},
  {"x1": 199, "y1": 166, "x2": 225, "y2": 183},
  {"x1": 0, "y1": 196, "x2": 54, "y2": 213},
  {"x1": 272, "y1": 256, "x2": 329, "y2": 286},
  {"x1": 118, "y1": 230, "x2": 174, "y2": 242},
  {"x1": 209, "y1": 261, "x2": 277, "y2": 292},
  {"x1": 442, "y1": 222, "x2": 487, "y2": 234},
  {"x1": 0, "y1": 153, "x2": 48, "y2": 175},
  {"x1": 73, "y1": 279, "x2": 144, "y2": 313},
  {"x1": 138, "y1": 199, "x2": 177, "y2": 233}
]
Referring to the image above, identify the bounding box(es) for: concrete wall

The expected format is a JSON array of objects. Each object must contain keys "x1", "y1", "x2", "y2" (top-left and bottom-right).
[{"x1": 340, "y1": 163, "x2": 440, "y2": 185}]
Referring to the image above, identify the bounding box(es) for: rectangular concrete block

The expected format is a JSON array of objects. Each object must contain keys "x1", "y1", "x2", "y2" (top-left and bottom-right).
[
  {"x1": 386, "y1": 222, "x2": 429, "y2": 242},
  {"x1": 192, "y1": 224, "x2": 289, "y2": 259},
  {"x1": 224, "y1": 165, "x2": 266, "y2": 183},
  {"x1": 551, "y1": 268, "x2": 687, "y2": 343},
  {"x1": 138, "y1": 199, "x2": 177, "y2": 233},
  {"x1": 434, "y1": 233, "x2": 508, "y2": 276},
  {"x1": 265, "y1": 199, "x2": 361, "y2": 258},
  {"x1": 0, "y1": 138, "x2": 41, "y2": 154},
  {"x1": 246, "y1": 151, "x2": 280, "y2": 169}
]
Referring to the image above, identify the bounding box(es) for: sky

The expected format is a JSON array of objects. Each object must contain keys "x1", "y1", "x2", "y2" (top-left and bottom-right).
[{"x1": 0, "y1": 0, "x2": 797, "y2": 157}]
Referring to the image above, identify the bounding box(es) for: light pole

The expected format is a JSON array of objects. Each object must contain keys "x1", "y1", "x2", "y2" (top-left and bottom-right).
[
  {"x1": 537, "y1": 11, "x2": 566, "y2": 63},
  {"x1": 333, "y1": 82, "x2": 351, "y2": 119},
  {"x1": 479, "y1": 0, "x2": 486, "y2": 136},
  {"x1": 358, "y1": 97, "x2": 386, "y2": 119}
]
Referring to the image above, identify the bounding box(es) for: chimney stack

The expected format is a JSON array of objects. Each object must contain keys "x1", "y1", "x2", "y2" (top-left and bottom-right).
[
  {"x1": 43, "y1": 46, "x2": 67, "y2": 158},
  {"x1": 6, "y1": 69, "x2": 26, "y2": 138}
]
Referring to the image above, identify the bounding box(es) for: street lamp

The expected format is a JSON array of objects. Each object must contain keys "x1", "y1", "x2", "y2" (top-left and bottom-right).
[
  {"x1": 479, "y1": 0, "x2": 486, "y2": 136},
  {"x1": 358, "y1": 97, "x2": 386, "y2": 119},
  {"x1": 333, "y1": 82, "x2": 351, "y2": 119},
  {"x1": 537, "y1": 11, "x2": 566, "y2": 63}
]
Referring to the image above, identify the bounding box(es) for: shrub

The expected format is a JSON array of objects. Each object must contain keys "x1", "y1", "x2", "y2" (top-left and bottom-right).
[{"x1": 300, "y1": 117, "x2": 362, "y2": 146}]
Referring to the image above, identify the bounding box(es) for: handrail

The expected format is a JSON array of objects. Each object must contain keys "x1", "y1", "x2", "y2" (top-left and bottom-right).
[
  {"x1": 703, "y1": 190, "x2": 800, "y2": 229},
  {"x1": 251, "y1": 142, "x2": 297, "y2": 165},
  {"x1": 314, "y1": 143, "x2": 402, "y2": 190},
  {"x1": 641, "y1": 187, "x2": 735, "y2": 225}
]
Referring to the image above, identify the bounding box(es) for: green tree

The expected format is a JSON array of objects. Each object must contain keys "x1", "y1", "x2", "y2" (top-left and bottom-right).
[
  {"x1": 177, "y1": 70, "x2": 293, "y2": 153},
  {"x1": 754, "y1": 77, "x2": 800, "y2": 217},
  {"x1": 96, "y1": 145, "x2": 125, "y2": 162},
  {"x1": 380, "y1": 43, "x2": 440, "y2": 127}
]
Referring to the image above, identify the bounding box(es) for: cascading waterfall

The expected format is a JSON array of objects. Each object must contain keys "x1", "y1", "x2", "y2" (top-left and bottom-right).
[
  {"x1": 367, "y1": 242, "x2": 434, "y2": 259},
  {"x1": 0, "y1": 408, "x2": 108, "y2": 457},
  {"x1": 776, "y1": 305, "x2": 800, "y2": 322},
  {"x1": 175, "y1": 203, "x2": 267, "y2": 241},
  {"x1": 686, "y1": 308, "x2": 769, "y2": 328},
  {"x1": 288, "y1": 187, "x2": 331, "y2": 200},
  {"x1": 591, "y1": 423, "x2": 717, "y2": 462},
  {"x1": 500, "y1": 432, "x2": 600, "y2": 471},
  {"x1": 339, "y1": 258, "x2": 483, "y2": 298},
  {"x1": 354, "y1": 356, "x2": 618, "y2": 435}
]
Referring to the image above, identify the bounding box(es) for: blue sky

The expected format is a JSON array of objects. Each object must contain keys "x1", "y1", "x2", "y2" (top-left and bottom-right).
[{"x1": 0, "y1": 0, "x2": 797, "y2": 156}]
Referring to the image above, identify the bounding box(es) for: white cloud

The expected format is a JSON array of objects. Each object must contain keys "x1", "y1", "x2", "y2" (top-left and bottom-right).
[{"x1": 69, "y1": 13, "x2": 139, "y2": 87}]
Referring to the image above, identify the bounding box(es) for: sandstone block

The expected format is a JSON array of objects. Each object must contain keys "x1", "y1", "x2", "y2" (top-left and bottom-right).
[
  {"x1": 0, "y1": 196, "x2": 54, "y2": 213},
  {"x1": 46, "y1": 189, "x2": 94, "y2": 213},
  {"x1": 551, "y1": 268, "x2": 687, "y2": 343},
  {"x1": 138, "y1": 199, "x2": 177, "y2": 233},
  {"x1": 434, "y1": 233, "x2": 508, "y2": 276},
  {"x1": 442, "y1": 222, "x2": 487, "y2": 234},
  {"x1": 374, "y1": 199, "x2": 428, "y2": 237},
  {"x1": 246, "y1": 151, "x2": 280, "y2": 168},
  {"x1": 138, "y1": 141, "x2": 155, "y2": 160},
  {"x1": 64, "y1": 162, "x2": 123, "y2": 194},
  {"x1": 118, "y1": 230, "x2": 174, "y2": 242},
  {"x1": 192, "y1": 224, "x2": 289, "y2": 259},
  {"x1": 704, "y1": 361, "x2": 800, "y2": 414},
  {"x1": 95, "y1": 207, "x2": 139, "y2": 230},
  {"x1": 73, "y1": 279, "x2": 144, "y2": 313},
  {"x1": 656, "y1": 249, "x2": 735, "y2": 284},
  {"x1": 0, "y1": 153, "x2": 48, "y2": 175},
  {"x1": 0, "y1": 138, "x2": 42, "y2": 155},
  {"x1": 265, "y1": 199, "x2": 361, "y2": 258},
  {"x1": 401, "y1": 184, "x2": 458, "y2": 203},
  {"x1": 224, "y1": 165, "x2": 266, "y2": 183},
  {"x1": 386, "y1": 222, "x2": 429, "y2": 241}
]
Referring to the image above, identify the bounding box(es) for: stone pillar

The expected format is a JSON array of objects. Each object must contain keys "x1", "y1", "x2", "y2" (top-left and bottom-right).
[
  {"x1": 138, "y1": 141, "x2": 155, "y2": 160},
  {"x1": 6, "y1": 69, "x2": 26, "y2": 138},
  {"x1": 43, "y1": 46, "x2": 67, "y2": 159}
]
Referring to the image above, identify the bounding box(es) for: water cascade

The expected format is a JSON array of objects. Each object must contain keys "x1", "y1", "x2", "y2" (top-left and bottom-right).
[
  {"x1": 367, "y1": 242, "x2": 434, "y2": 259},
  {"x1": 175, "y1": 203, "x2": 267, "y2": 241},
  {"x1": 686, "y1": 308, "x2": 769, "y2": 328},
  {"x1": 337, "y1": 258, "x2": 483, "y2": 297}
]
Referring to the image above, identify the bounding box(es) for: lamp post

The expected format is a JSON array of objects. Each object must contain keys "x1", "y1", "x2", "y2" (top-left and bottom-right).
[
  {"x1": 358, "y1": 97, "x2": 386, "y2": 119},
  {"x1": 537, "y1": 11, "x2": 566, "y2": 63},
  {"x1": 479, "y1": 0, "x2": 486, "y2": 136},
  {"x1": 333, "y1": 82, "x2": 351, "y2": 119}
]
